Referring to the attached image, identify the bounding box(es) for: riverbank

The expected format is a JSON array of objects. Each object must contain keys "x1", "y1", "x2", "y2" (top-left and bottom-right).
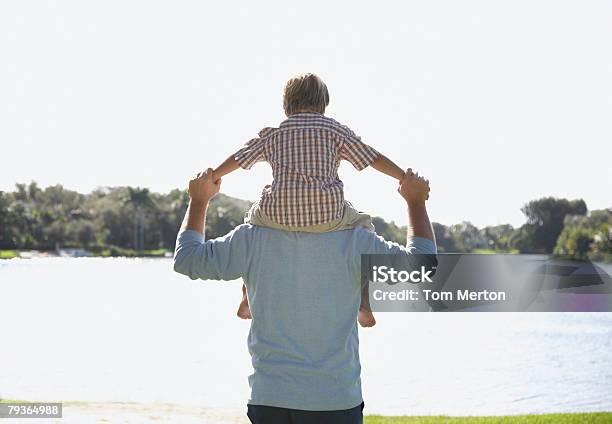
[
  {"x1": 0, "y1": 248, "x2": 171, "y2": 259},
  {"x1": 0, "y1": 249, "x2": 19, "y2": 259},
  {"x1": 2, "y1": 402, "x2": 610, "y2": 423}
]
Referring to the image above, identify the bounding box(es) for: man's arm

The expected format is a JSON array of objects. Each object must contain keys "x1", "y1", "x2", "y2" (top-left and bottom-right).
[
  {"x1": 180, "y1": 168, "x2": 221, "y2": 234},
  {"x1": 399, "y1": 170, "x2": 435, "y2": 243},
  {"x1": 371, "y1": 154, "x2": 405, "y2": 181},
  {"x1": 173, "y1": 169, "x2": 247, "y2": 280},
  {"x1": 406, "y1": 201, "x2": 434, "y2": 243},
  {"x1": 359, "y1": 168, "x2": 435, "y2": 257},
  {"x1": 181, "y1": 200, "x2": 207, "y2": 235},
  {"x1": 399, "y1": 170, "x2": 436, "y2": 257}
]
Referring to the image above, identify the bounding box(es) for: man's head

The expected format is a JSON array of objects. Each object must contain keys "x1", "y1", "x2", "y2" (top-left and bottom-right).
[{"x1": 283, "y1": 73, "x2": 330, "y2": 116}]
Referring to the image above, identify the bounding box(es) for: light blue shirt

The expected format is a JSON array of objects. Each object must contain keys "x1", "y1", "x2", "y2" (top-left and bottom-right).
[{"x1": 174, "y1": 224, "x2": 436, "y2": 411}]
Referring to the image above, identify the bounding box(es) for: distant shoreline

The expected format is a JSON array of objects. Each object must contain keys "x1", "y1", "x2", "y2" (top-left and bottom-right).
[
  {"x1": 0, "y1": 248, "x2": 172, "y2": 260},
  {"x1": 3, "y1": 249, "x2": 610, "y2": 264},
  {"x1": 2, "y1": 182, "x2": 610, "y2": 263}
]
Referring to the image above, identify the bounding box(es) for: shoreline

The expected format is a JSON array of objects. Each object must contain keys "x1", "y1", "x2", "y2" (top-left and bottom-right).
[
  {"x1": 0, "y1": 249, "x2": 172, "y2": 260},
  {"x1": 3, "y1": 250, "x2": 611, "y2": 264}
]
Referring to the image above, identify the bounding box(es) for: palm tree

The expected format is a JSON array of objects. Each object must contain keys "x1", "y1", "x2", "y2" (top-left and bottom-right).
[{"x1": 122, "y1": 187, "x2": 155, "y2": 251}]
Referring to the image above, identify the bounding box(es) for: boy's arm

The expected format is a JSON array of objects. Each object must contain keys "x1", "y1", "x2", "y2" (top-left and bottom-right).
[
  {"x1": 371, "y1": 154, "x2": 405, "y2": 181},
  {"x1": 213, "y1": 155, "x2": 240, "y2": 181}
]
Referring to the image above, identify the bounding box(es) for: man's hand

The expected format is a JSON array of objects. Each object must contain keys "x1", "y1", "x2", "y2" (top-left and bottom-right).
[
  {"x1": 188, "y1": 168, "x2": 221, "y2": 204},
  {"x1": 398, "y1": 168, "x2": 430, "y2": 205},
  {"x1": 398, "y1": 169, "x2": 435, "y2": 242},
  {"x1": 181, "y1": 168, "x2": 221, "y2": 234}
]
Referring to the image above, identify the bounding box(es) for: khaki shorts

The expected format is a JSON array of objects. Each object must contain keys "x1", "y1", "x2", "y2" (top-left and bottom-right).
[{"x1": 244, "y1": 201, "x2": 375, "y2": 233}]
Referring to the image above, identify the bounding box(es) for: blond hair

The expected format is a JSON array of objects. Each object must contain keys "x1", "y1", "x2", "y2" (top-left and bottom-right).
[{"x1": 283, "y1": 73, "x2": 330, "y2": 116}]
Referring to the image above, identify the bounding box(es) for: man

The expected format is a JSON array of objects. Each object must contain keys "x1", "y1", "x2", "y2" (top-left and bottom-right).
[{"x1": 173, "y1": 168, "x2": 436, "y2": 424}]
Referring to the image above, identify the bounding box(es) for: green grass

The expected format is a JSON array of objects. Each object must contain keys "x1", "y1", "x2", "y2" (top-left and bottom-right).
[
  {"x1": 95, "y1": 247, "x2": 170, "y2": 258},
  {"x1": 0, "y1": 248, "x2": 171, "y2": 259},
  {"x1": 471, "y1": 248, "x2": 519, "y2": 254},
  {"x1": 0, "y1": 250, "x2": 19, "y2": 259},
  {"x1": 366, "y1": 412, "x2": 612, "y2": 423}
]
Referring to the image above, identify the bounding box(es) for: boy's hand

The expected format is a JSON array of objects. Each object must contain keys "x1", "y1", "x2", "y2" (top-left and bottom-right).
[
  {"x1": 188, "y1": 168, "x2": 221, "y2": 204},
  {"x1": 398, "y1": 168, "x2": 430, "y2": 205}
]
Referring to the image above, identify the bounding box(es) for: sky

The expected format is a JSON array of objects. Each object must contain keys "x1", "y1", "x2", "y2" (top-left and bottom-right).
[{"x1": 1, "y1": 0, "x2": 611, "y2": 227}]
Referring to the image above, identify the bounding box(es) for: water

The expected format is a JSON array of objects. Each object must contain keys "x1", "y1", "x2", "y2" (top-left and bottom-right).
[{"x1": 0, "y1": 258, "x2": 611, "y2": 416}]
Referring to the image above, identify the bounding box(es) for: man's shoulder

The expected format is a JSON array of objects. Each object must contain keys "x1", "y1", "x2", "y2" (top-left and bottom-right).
[
  {"x1": 231, "y1": 225, "x2": 374, "y2": 241},
  {"x1": 347, "y1": 226, "x2": 377, "y2": 239},
  {"x1": 229, "y1": 224, "x2": 382, "y2": 243},
  {"x1": 228, "y1": 223, "x2": 256, "y2": 237},
  {"x1": 228, "y1": 223, "x2": 285, "y2": 239}
]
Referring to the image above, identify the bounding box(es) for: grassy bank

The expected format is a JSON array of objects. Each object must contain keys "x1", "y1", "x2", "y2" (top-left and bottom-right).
[
  {"x1": 93, "y1": 247, "x2": 170, "y2": 258},
  {"x1": 471, "y1": 248, "x2": 519, "y2": 254},
  {"x1": 0, "y1": 248, "x2": 171, "y2": 259},
  {"x1": 366, "y1": 412, "x2": 612, "y2": 423},
  {"x1": 0, "y1": 250, "x2": 19, "y2": 259}
]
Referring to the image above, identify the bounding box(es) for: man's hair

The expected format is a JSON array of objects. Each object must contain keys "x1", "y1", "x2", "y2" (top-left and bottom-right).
[{"x1": 283, "y1": 73, "x2": 330, "y2": 116}]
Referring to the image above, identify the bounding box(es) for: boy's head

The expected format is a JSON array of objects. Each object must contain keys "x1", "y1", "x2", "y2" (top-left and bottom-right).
[{"x1": 283, "y1": 73, "x2": 329, "y2": 116}]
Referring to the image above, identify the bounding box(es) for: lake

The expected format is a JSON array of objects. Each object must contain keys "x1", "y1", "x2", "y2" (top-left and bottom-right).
[{"x1": 1, "y1": 258, "x2": 611, "y2": 416}]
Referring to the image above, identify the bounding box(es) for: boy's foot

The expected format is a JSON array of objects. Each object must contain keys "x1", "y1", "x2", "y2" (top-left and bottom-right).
[
  {"x1": 358, "y1": 309, "x2": 376, "y2": 327},
  {"x1": 237, "y1": 296, "x2": 252, "y2": 319}
]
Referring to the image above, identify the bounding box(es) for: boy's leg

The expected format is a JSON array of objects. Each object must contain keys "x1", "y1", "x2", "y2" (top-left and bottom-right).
[
  {"x1": 358, "y1": 279, "x2": 376, "y2": 328},
  {"x1": 359, "y1": 280, "x2": 376, "y2": 327},
  {"x1": 333, "y1": 201, "x2": 375, "y2": 232},
  {"x1": 237, "y1": 282, "x2": 252, "y2": 319},
  {"x1": 336, "y1": 202, "x2": 377, "y2": 327}
]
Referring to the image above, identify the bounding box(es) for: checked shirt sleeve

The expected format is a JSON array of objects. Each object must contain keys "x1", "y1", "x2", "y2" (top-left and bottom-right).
[
  {"x1": 339, "y1": 127, "x2": 380, "y2": 171},
  {"x1": 234, "y1": 136, "x2": 268, "y2": 170}
]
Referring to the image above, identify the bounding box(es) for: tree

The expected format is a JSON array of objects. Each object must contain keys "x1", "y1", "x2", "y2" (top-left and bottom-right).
[
  {"x1": 448, "y1": 222, "x2": 484, "y2": 252},
  {"x1": 432, "y1": 222, "x2": 457, "y2": 253},
  {"x1": 481, "y1": 224, "x2": 514, "y2": 251},
  {"x1": 122, "y1": 187, "x2": 155, "y2": 250},
  {"x1": 554, "y1": 209, "x2": 612, "y2": 260},
  {"x1": 512, "y1": 197, "x2": 587, "y2": 253},
  {"x1": 0, "y1": 191, "x2": 19, "y2": 249},
  {"x1": 554, "y1": 227, "x2": 592, "y2": 260},
  {"x1": 1, "y1": 182, "x2": 608, "y2": 259}
]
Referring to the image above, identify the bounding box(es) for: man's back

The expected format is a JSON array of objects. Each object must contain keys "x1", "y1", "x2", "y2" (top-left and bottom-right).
[
  {"x1": 174, "y1": 224, "x2": 436, "y2": 411},
  {"x1": 244, "y1": 226, "x2": 365, "y2": 411}
]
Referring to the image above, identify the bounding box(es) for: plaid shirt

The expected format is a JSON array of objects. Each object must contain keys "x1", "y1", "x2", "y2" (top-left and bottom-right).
[{"x1": 234, "y1": 113, "x2": 380, "y2": 227}]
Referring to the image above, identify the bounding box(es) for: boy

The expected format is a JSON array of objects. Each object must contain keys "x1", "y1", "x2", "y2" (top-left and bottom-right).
[{"x1": 213, "y1": 73, "x2": 406, "y2": 327}]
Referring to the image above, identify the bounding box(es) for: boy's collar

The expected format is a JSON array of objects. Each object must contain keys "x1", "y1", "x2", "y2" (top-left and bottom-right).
[
  {"x1": 287, "y1": 112, "x2": 323, "y2": 117},
  {"x1": 280, "y1": 112, "x2": 324, "y2": 127}
]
